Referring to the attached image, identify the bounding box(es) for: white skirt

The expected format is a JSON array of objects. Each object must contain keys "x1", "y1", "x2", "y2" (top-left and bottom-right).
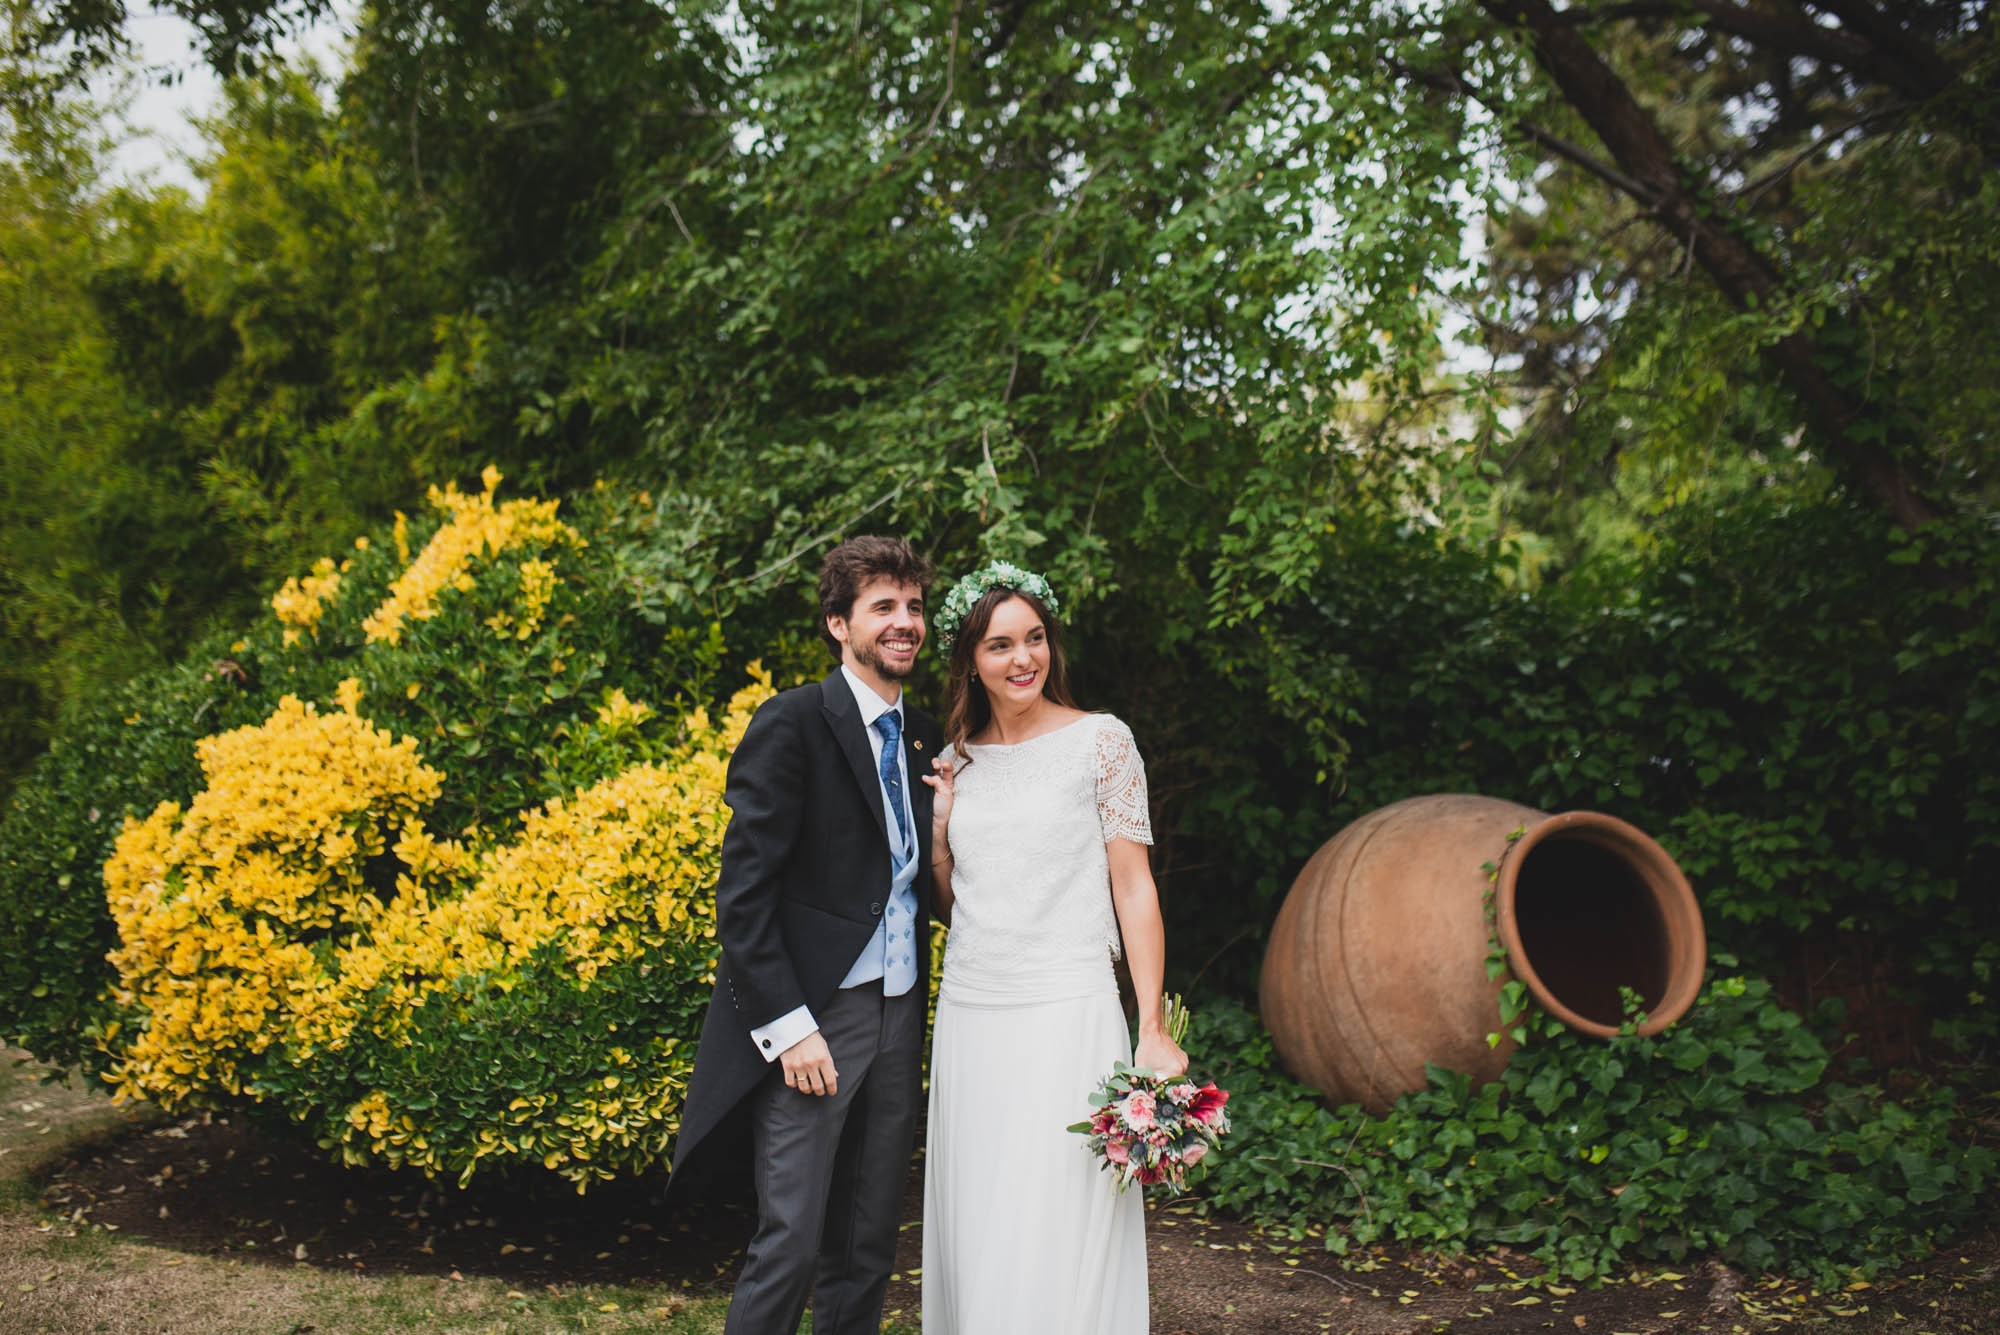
[{"x1": 921, "y1": 978, "x2": 1148, "y2": 1334}]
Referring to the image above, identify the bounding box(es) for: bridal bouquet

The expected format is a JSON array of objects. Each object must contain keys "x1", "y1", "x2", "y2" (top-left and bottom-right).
[{"x1": 1068, "y1": 996, "x2": 1231, "y2": 1193}]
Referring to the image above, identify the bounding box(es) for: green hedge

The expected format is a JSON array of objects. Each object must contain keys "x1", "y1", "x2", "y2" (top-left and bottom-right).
[
  {"x1": 0, "y1": 644, "x2": 279, "y2": 1069},
  {"x1": 1196, "y1": 981, "x2": 1994, "y2": 1283}
]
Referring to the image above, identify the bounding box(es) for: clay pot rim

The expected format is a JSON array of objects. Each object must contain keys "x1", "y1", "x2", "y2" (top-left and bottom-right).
[{"x1": 1493, "y1": 811, "x2": 1708, "y2": 1039}]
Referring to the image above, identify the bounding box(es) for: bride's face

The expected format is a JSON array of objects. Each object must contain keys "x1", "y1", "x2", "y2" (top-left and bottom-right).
[{"x1": 971, "y1": 595, "x2": 1051, "y2": 710}]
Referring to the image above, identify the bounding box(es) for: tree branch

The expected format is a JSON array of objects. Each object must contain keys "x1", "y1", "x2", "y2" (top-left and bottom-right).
[
  {"x1": 1576, "y1": 0, "x2": 1995, "y2": 161},
  {"x1": 1570, "y1": 0, "x2": 1881, "y2": 73},
  {"x1": 1806, "y1": 0, "x2": 1959, "y2": 96},
  {"x1": 922, "y1": 0, "x2": 961, "y2": 139},
  {"x1": 1396, "y1": 59, "x2": 1660, "y2": 203},
  {"x1": 978, "y1": 0, "x2": 1032, "y2": 64},
  {"x1": 738, "y1": 483, "x2": 906, "y2": 587},
  {"x1": 1478, "y1": 0, "x2": 1945, "y2": 534},
  {"x1": 1727, "y1": 102, "x2": 1911, "y2": 202}
]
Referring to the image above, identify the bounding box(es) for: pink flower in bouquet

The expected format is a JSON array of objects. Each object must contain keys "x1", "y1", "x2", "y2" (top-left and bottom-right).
[
  {"x1": 1187, "y1": 1084, "x2": 1229, "y2": 1126},
  {"x1": 1069, "y1": 997, "x2": 1231, "y2": 1195},
  {"x1": 1119, "y1": 1089, "x2": 1157, "y2": 1130}
]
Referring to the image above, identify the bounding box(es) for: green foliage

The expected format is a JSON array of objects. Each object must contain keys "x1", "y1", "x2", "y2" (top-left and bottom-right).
[
  {"x1": 0, "y1": 642, "x2": 273, "y2": 1068},
  {"x1": 0, "y1": 63, "x2": 468, "y2": 804},
  {"x1": 0, "y1": 73, "x2": 236, "y2": 797},
  {"x1": 1473, "y1": 4, "x2": 1999, "y2": 554},
  {"x1": 1197, "y1": 982, "x2": 1995, "y2": 1284},
  {"x1": 297, "y1": 939, "x2": 715, "y2": 1184},
  {"x1": 3, "y1": 0, "x2": 338, "y2": 87},
  {"x1": 342, "y1": 0, "x2": 735, "y2": 287},
  {"x1": 1181, "y1": 495, "x2": 2000, "y2": 1030}
]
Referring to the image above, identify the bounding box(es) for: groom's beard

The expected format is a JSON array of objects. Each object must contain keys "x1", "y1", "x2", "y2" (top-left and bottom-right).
[{"x1": 853, "y1": 634, "x2": 921, "y2": 681}]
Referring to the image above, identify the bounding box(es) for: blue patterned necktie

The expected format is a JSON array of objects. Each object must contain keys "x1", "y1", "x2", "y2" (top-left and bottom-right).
[{"x1": 874, "y1": 710, "x2": 911, "y2": 853}]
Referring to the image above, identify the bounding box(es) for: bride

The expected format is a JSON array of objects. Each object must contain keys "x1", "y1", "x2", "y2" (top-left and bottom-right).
[{"x1": 919, "y1": 561, "x2": 1186, "y2": 1334}]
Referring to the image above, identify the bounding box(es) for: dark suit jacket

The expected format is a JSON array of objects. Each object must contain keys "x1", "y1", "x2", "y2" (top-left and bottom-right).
[{"x1": 668, "y1": 670, "x2": 941, "y2": 1187}]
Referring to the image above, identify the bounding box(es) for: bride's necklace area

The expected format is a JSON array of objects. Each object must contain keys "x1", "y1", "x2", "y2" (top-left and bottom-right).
[{"x1": 976, "y1": 696, "x2": 1074, "y2": 748}]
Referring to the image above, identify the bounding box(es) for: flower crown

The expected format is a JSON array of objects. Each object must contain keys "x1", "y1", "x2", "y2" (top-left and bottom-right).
[{"x1": 935, "y1": 560, "x2": 1061, "y2": 651}]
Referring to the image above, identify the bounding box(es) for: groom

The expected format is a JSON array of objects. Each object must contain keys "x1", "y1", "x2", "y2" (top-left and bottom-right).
[{"x1": 669, "y1": 535, "x2": 943, "y2": 1335}]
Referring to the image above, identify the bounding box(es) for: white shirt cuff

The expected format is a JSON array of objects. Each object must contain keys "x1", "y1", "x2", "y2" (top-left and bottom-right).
[{"x1": 751, "y1": 1005, "x2": 818, "y2": 1062}]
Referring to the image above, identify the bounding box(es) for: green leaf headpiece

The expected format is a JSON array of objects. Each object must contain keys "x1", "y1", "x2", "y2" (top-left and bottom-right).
[{"x1": 935, "y1": 560, "x2": 1061, "y2": 651}]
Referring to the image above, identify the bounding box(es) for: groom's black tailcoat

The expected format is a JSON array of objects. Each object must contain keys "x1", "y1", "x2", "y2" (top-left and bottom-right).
[{"x1": 668, "y1": 670, "x2": 941, "y2": 1196}]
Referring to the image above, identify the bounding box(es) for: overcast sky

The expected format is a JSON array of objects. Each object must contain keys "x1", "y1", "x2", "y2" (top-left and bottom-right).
[{"x1": 107, "y1": 5, "x2": 354, "y2": 192}]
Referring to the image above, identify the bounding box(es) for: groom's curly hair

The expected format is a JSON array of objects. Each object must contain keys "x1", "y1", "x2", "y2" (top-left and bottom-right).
[{"x1": 817, "y1": 536, "x2": 934, "y2": 655}]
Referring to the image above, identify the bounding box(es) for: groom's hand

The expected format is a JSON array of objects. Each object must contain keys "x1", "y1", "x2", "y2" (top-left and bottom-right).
[{"x1": 780, "y1": 1031, "x2": 838, "y2": 1097}]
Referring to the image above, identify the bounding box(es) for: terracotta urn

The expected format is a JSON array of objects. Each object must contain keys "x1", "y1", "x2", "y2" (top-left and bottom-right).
[{"x1": 1258, "y1": 794, "x2": 1706, "y2": 1113}]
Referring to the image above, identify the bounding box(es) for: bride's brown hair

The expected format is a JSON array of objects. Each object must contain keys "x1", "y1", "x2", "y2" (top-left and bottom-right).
[{"x1": 944, "y1": 588, "x2": 1080, "y2": 761}]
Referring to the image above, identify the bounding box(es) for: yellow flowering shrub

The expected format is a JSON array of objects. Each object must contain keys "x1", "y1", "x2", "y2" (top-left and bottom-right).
[
  {"x1": 27, "y1": 474, "x2": 778, "y2": 1188},
  {"x1": 100, "y1": 669, "x2": 773, "y2": 1188},
  {"x1": 361, "y1": 466, "x2": 579, "y2": 646},
  {"x1": 483, "y1": 556, "x2": 560, "y2": 640},
  {"x1": 12, "y1": 471, "x2": 777, "y2": 1101},
  {"x1": 271, "y1": 465, "x2": 617, "y2": 841},
  {"x1": 270, "y1": 557, "x2": 345, "y2": 645},
  {"x1": 80, "y1": 469, "x2": 767, "y2": 1186},
  {"x1": 593, "y1": 688, "x2": 655, "y2": 731},
  {"x1": 103, "y1": 695, "x2": 442, "y2": 1099}
]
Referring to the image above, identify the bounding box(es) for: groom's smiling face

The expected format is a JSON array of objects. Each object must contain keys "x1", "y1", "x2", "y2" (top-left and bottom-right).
[{"x1": 829, "y1": 578, "x2": 927, "y2": 687}]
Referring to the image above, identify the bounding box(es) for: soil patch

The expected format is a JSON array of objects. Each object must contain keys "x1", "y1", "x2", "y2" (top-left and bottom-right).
[{"x1": 37, "y1": 1110, "x2": 2000, "y2": 1333}]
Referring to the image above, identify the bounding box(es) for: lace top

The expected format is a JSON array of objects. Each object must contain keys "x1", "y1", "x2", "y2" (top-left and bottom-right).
[{"x1": 939, "y1": 713, "x2": 1153, "y2": 1004}]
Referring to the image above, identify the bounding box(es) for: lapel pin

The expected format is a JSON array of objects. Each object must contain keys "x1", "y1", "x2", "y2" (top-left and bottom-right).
[{"x1": 913, "y1": 740, "x2": 924, "y2": 751}]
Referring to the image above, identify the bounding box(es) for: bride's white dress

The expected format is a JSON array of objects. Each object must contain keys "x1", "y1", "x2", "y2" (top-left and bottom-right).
[{"x1": 922, "y1": 713, "x2": 1153, "y2": 1334}]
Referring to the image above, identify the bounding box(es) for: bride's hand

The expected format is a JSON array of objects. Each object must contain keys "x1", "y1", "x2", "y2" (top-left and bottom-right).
[
  {"x1": 921, "y1": 754, "x2": 956, "y2": 831},
  {"x1": 1134, "y1": 1030, "x2": 1188, "y2": 1080}
]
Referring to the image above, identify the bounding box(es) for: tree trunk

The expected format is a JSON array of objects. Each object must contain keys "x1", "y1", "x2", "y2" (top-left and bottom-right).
[{"x1": 1479, "y1": 0, "x2": 1944, "y2": 536}]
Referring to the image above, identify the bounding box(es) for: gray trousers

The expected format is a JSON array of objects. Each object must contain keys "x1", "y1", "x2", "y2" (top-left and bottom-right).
[{"x1": 723, "y1": 981, "x2": 924, "y2": 1335}]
